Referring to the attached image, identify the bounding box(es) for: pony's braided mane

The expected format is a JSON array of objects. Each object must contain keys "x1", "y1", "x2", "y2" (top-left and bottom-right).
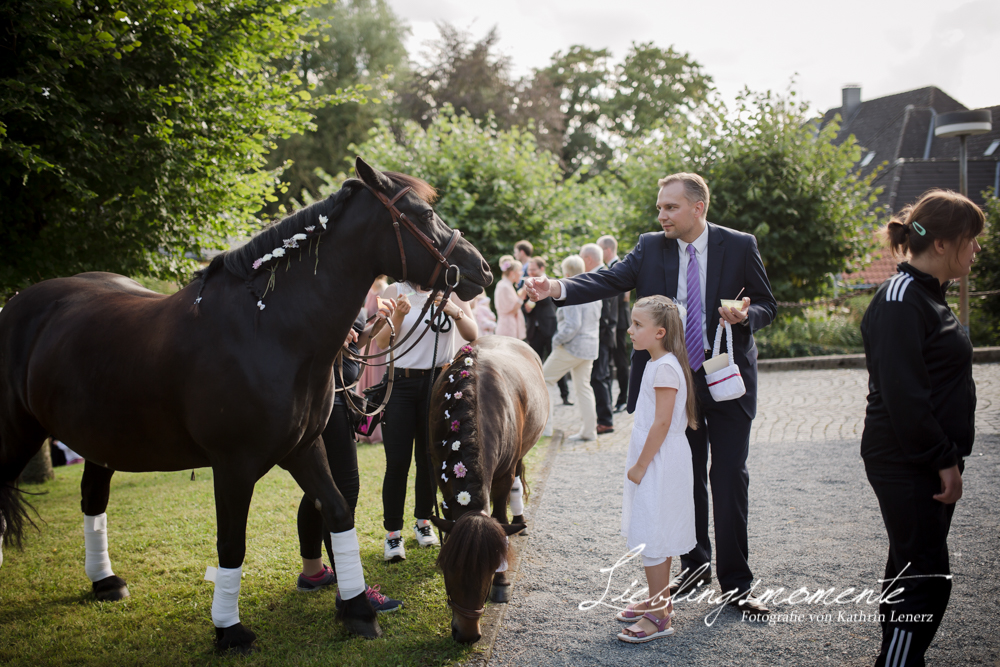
[{"x1": 436, "y1": 344, "x2": 485, "y2": 511}]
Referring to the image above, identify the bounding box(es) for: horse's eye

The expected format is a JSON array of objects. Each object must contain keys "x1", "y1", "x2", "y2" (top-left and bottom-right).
[{"x1": 421, "y1": 211, "x2": 435, "y2": 223}]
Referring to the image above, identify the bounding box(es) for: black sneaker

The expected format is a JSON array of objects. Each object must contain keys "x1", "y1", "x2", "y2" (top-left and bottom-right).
[
  {"x1": 337, "y1": 585, "x2": 403, "y2": 614},
  {"x1": 296, "y1": 564, "x2": 336, "y2": 592}
]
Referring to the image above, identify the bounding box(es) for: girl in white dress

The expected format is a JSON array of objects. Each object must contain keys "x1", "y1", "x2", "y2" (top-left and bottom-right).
[{"x1": 617, "y1": 295, "x2": 698, "y2": 643}]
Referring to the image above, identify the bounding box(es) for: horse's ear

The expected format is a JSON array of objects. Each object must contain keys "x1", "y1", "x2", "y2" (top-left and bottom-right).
[
  {"x1": 354, "y1": 157, "x2": 391, "y2": 193},
  {"x1": 430, "y1": 515, "x2": 455, "y2": 534},
  {"x1": 501, "y1": 523, "x2": 526, "y2": 536}
]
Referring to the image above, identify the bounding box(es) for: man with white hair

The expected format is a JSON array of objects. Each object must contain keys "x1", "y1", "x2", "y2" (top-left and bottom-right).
[
  {"x1": 580, "y1": 243, "x2": 618, "y2": 434},
  {"x1": 597, "y1": 235, "x2": 631, "y2": 413}
]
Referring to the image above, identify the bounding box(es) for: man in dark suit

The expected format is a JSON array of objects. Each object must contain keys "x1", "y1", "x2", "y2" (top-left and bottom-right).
[
  {"x1": 598, "y1": 235, "x2": 631, "y2": 412},
  {"x1": 526, "y1": 173, "x2": 776, "y2": 612},
  {"x1": 580, "y1": 243, "x2": 618, "y2": 434},
  {"x1": 522, "y1": 257, "x2": 570, "y2": 405}
]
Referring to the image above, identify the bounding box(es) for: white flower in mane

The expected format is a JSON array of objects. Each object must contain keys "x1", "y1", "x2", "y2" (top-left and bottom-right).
[
  {"x1": 292, "y1": 233, "x2": 307, "y2": 241},
  {"x1": 257, "y1": 301, "x2": 265, "y2": 310},
  {"x1": 442, "y1": 461, "x2": 447, "y2": 470},
  {"x1": 457, "y1": 491, "x2": 471, "y2": 506},
  {"x1": 464, "y1": 358, "x2": 473, "y2": 367},
  {"x1": 305, "y1": 225, "x2": 315, "y2": 232},
  {"x1": 319, "y1": 214, "x2": 328, "y2": 229},
  {"x1": 451, "y1": 441, "x2": 461, "y2": 451},
  {"x1": 272, "y1": 248, "x2": 286, "y2": 258},
  {"x1": 261, "y1": 253, "x2": 273, "y2": 262}
]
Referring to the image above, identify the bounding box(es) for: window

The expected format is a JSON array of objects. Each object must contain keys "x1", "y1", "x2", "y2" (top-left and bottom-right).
[
  {"x1": 985, "y1": 139, "x2": 1000, "y2": 156},
  {"x1": 860, "y1": 151, "x2": 876, "y2": 167}
]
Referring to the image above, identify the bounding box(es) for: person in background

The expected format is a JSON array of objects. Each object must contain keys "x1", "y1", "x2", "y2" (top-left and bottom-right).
[
  {"x1": 523, "y1": 257, "x2": 572, "y2": 405},
  {"x1": 294, "y1": 303, "x2": 403, "y2": 613},
  {"x1": 580, "y1": 243, "x2": 618, "y2": 434},
  {"x1": 494, "y1": 259, "x2": 527, "y2": 339},
  {"x1": 598, "y1": 235, "x2": 631, "y2": 413},
  {"x1": 514, "y1": 240, "x2": 533, "y2": 289},
  {"x1": 860, "y1": 189, "x2": 983, "y2": 667},
  {"x1": 374, "y1": 280, "x2": 478, "y2": 562},
  {"x1": 471, "y1": 293, "x2": 497, "y2": 335},
  {"x1": 357, "y1": 275, "x2": 389, "y2": 443},
  {"x1": 541, "y1": 255, "x2": 601, "y2": 441}
]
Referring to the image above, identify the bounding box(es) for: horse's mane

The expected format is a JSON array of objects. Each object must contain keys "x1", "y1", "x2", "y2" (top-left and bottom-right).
[
  {"x1": 190, "y1": 171, "x2": 437, "y2": 290},
  {"x1": 435, "y1": 345, "x2": 486, "y2": 511},
  {"x1": 436, "y1": 511, "x2": 508, "y2": 592}
]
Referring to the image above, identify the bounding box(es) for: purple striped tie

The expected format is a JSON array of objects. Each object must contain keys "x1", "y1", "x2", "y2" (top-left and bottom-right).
[{"x1": 685, "y1": 244, "x2": 705, "y2": 371}]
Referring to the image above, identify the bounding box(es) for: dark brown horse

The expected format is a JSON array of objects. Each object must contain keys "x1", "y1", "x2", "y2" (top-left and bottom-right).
[
  {"x1": 0, "y1": 158, "x2": 492, "y2": 653},
  {"x1": 428, "y1": 336, "x2": 548, "y2": 643}
]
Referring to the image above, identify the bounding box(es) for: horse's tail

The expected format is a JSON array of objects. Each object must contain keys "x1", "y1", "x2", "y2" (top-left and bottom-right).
[
  {"x1": 515, "y1": 458, "x2": 529, "y2": 504},
  {"x1": 0, "y1": 432, "x2": 43, "y2": 554}
]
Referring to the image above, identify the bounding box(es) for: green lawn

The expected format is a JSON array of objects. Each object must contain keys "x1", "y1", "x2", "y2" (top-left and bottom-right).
[{"x1": 0, "y1": 437, "x2": 550, "y2": 666}]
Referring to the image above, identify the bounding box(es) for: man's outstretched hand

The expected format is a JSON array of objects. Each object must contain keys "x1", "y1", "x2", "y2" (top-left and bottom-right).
[{"x1": 525, "y1": 277, "x2": 561, "y2": 301}]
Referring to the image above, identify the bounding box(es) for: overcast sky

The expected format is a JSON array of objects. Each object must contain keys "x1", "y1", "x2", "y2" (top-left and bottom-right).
[{"x1": 386, "y1": 0, "x2": 1000, "y2": 115}]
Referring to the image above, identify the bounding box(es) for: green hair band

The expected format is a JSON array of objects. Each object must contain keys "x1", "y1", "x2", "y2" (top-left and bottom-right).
[{"x1": 911, "y1": 221, "x2": 926, "y2": 236}]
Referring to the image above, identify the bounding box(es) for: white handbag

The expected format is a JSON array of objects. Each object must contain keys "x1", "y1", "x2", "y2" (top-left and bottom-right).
[{"x1": 704, "y1": 320, "x2": 746, "y2": 402}]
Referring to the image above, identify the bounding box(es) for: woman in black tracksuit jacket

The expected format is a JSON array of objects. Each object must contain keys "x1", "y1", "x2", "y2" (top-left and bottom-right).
[{"x1": 860, "y1": 189, "x2": 984, "y2": 667}]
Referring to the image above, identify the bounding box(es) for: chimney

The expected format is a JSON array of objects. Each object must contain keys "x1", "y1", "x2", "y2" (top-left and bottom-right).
[{"x1": 842, "y1": 85, "x2": 861, "y2": 122}]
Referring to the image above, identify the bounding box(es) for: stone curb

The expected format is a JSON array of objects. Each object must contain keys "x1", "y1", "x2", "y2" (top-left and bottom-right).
[
  {"x1": 463, "y1": 429, "x2": 565, "y2": 667},
  {"x1": 758, "y1": 346, "x2": 1000, "y2": 372}
]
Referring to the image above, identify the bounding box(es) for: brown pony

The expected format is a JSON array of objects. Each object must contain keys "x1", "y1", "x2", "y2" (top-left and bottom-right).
[
  {"x1": 0, "y1": 158, "x2": 492, "y2": 653},
  {"x1": 428, "y1": 336, "x2": 548, "y2": 643}
]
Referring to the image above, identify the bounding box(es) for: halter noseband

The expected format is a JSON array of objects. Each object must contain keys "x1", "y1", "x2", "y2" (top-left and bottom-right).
[
  {"x1": 447, "y1": 596, "x2": 486, "y2": 620},
  {"x1": 359, "y1": 181, "x2": 462, "y2": 288}
]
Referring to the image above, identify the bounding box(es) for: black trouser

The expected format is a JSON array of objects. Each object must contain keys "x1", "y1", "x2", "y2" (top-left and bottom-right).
[
  {"x1": 380, "y1": 372, "x2": 440, "y2": 532},
  {"x1": 528, "y1": 333, "x2": 569, "y2": 401},
  {"x1": 866, "y1": 464, "x2": 958, "y2": 667},
  {"x1": 612, "y1": 328, "x2": 630, "y2": 407},
  {"x1": 590, "y1": 340, "x2": 614, "y2": 427},
  {"x1": 298, "y1": 403, "x2": 360, "y2": 560},
  {"x1": 681, "y1": 368, "x2": 754, "y2": 594}
]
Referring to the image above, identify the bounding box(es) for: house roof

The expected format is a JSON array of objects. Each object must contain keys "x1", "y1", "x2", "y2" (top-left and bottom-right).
[{"x1": 842, "y1": 251, "x2": 897, "y2": 286}]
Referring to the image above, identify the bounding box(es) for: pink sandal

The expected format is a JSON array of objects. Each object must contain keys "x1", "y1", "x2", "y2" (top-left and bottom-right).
[
  {"x1": 617, "y1": 612, "x2": 674, "y2": 643},
  {"x1": 616, "y1": 599, "x2": 674, "y2": 622}
]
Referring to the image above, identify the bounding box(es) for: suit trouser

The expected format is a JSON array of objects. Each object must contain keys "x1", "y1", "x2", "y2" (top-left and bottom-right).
[
  {"x1": 612, "y1": 328, "x2": 630, "y2": 407},
  {"x1": 542, "y1": 345, "x2": 596, "y2": 439},
  {"x1": 866, "y1": 465, "x2": 957, "y2": 667},
  {"x1": 681, "y1": 369, "x2": 753, "y2": 594},
  {"x1": 590, "y1": 341, "x2": 614, "y2": 427}
]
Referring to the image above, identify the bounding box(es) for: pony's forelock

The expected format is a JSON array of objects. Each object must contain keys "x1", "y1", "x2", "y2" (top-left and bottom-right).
[{"x1": 436, "y1": 511, "x2": 508, "y2": 589}]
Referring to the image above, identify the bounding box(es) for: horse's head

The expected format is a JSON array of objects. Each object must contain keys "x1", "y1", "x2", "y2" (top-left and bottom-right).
[
  {"x1": 354, "y1": 157, "x2": 492, "y2": 301},
  {"x1": 430, "y1": 511, "x2": 522, "y2": 644}
]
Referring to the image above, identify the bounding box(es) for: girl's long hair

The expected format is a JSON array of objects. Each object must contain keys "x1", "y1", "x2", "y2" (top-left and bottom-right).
[{"x1": 633, "y1": 296, "x2": 698, "y2": 429}]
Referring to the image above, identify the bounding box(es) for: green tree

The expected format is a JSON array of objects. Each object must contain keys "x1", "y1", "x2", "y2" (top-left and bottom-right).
[
  {"x1": 614, "y1": 89, "x2": 881, "y2": 302},
  {"x1": 312, "y1": 106, "x2": 613, "y2": 280},
  {"x1": 972, "y1": 192, "x2": 1000, "y2": 343},
  {"x1": 265, "y1": 0, "x2": 408, "y2": 211},
  {"x1": 0, "y1": 0, "x2": 369, "y2": 300}
]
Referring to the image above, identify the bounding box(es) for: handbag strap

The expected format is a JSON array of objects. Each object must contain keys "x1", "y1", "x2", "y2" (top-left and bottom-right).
[{"x1": 711, "y1": 320, "x2": 736, "y2": 367}]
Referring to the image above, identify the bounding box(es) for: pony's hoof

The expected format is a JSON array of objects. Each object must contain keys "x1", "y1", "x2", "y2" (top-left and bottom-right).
[
  {"x1": 490, "y1": 583, "x2": 511, "y2": 603},
  {"x1": 214, "y1": 623, "x2": 257, "y2": 655},
  {"x1": 92, "y1": 575, "x2": 130, "y2": 601},
  {"x1": 336, "y1": 589, "x2": 383, "y2": 639},
  {"x1": 342, "y1": 615, "x2": 383, "y2": 639}
]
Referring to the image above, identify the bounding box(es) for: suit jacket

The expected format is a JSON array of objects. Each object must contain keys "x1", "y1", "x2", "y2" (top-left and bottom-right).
[
  {"x1": 607, "y1": 257, "x2": 631, "y2": 331},
  {"x1": 598, "y1": 292, "x2": 618, "y2": 350},
  {"x1": 525, "y1": 295, "x2": 557, "y2": 345},
  {"x1": 561, "y1": 224, "x2": 776, "y2": 418}
]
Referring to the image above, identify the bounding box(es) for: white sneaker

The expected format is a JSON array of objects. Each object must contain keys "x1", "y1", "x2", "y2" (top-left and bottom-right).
[
  {"x1": 384, "y1": 531, "x2": 406, "y2": 562},
  {"x1": 414, "y1": 520, "x2": 439, "y2": 547}
]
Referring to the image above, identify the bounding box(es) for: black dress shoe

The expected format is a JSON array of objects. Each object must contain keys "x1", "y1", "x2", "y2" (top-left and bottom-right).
[
  {"x1": 728, "y1": 595, "x2": 771, "y2": 614},
  {"x1": 613, "y1": 403, "x2": 627, "y2": 414},
  {"x1": 668, "y1": 569, "x2": 712, "y2": 595},
  {"x1": 561, "y1": 398, "x2": 574, "y2": 406}
]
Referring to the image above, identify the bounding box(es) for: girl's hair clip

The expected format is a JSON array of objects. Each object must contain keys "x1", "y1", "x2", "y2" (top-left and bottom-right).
[{"x1": 911, "y1": 221, "x2": 926, "y2": 236}]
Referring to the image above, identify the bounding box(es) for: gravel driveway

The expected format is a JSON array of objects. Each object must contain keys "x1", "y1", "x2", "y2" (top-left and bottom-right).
[{"x1": 486, "y1": 365, "x2": 1000, "y2": 666}]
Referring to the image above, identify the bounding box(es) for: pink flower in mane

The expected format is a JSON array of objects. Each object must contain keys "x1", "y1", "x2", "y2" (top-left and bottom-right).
[
  {"x1": 450, "y1": 420, "x2": 460, "y2": 432},
  {"x1": 453, "y1": 462, "x2": 467, "y2": 478}
]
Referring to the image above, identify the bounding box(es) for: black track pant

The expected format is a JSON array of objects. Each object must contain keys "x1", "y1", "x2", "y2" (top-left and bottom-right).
[
  {"x1": 612, "y1": 328, "x2": 630, "y2": 407},
  {"x1": 298, "y1": 404, "x2": 360, "y2": 560},
  {"x1": 381, "y1": 372, "x2": 439, "y2": 531},
  {"x1": 866, "y1": 465, "x2": 958, "y2": 667}
]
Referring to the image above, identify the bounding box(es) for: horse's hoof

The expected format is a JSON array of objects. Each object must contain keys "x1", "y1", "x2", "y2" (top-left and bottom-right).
[
  {"x1": 342, "y1": 615, "x2": 383, "y2": 639},
  {"x1": 214, "y1": 623, "x2": 257, "y2": 655},
  {"x1": 92, "y1": 575, "x2": 130, "y2": 601},
  {"x1": 490, "y1": 583, "x2": 511, "y2": 603}
]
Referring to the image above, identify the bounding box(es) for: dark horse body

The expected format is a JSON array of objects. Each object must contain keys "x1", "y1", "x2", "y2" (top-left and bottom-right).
[
  {"x1": 428, "y1": 336, "x2": 548, "y2": 643},
  {"x1": 0, "y1": 158, "x2": 491, "y2": 652}
]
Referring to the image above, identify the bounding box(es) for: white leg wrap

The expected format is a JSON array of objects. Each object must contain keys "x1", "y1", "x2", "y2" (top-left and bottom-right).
[
  {"x1": 211, "y1": 565, "x2": 242, "y2": 628},
  {"x1": 496, "y1": 536, "x2": 510, "y2": 573},
  {"x1": 84, "y1": 514, "x2": 115, "y2": 582},
  {"x1": 330, "y1": 528, "x2": 366, "y2": 599},
  {"x1": 509, "y1": 476, "x2": 524, "y2": 516}
]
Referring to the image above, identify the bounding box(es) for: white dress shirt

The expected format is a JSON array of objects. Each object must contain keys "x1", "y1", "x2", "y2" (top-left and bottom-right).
[{"x1": 677, "y1": 225, "x2": 710, "y2": 350}]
